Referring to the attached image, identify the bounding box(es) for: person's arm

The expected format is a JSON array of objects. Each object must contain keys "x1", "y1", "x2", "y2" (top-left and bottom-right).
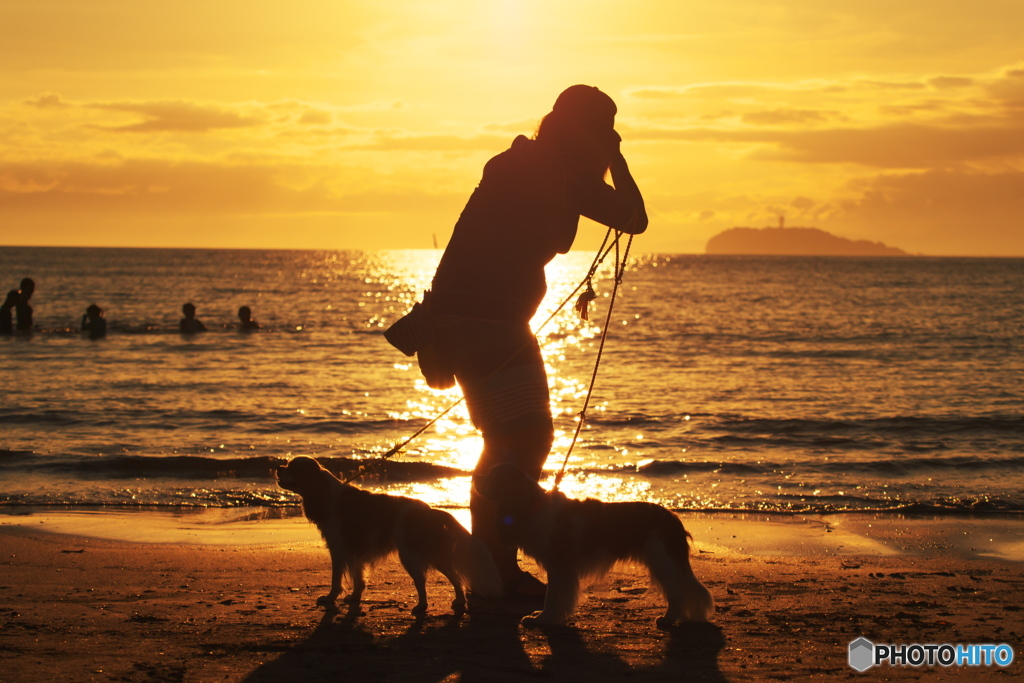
[
  {"x1": 606, "y1": 151, "x2": 648, "y2": 234},
  {"x1": 579, "y1": 134, "x2": 648, "y2": 234}
]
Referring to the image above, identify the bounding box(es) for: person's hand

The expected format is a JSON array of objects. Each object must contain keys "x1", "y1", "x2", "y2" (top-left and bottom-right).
[{"x1": 608, "y1": 129, "x2": 622, "y2": 156}]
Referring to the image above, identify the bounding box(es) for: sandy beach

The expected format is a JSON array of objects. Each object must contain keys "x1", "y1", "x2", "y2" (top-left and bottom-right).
[{"x1": 1, "y1": 510, "x2": 1021, "y2": 682}]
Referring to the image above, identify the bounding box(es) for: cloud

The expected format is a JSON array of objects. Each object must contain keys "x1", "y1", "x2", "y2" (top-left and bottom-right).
[
  {"x1": 631, "y1": 119, "x2": 1024, "y2": 169},
  {"x1": 628, "y1": 83, "x2": 781, "y2": 101},
  {"x1": 877, "y1": 102, "x2": 948, "y2": 117},
  {"x1": 741, "y1": 108, "x2": 834, "y2": 126},
  {"x1": 752, "y1": 124, "x2": 1024, "y2": 168},
  {"x1": 24, "y1": 93, "x2": 69, "y2": 109},
  {"x1": 846, "y1": 169, "x2": 1024, "y2": 215},
  {"x1": 483, "y1": 118, "x2": 540, "y2": 134},
  {"x1": 8, "y1": 94, "x2": 507, "y2": 153},
  {"x1": 0, "y1": 158, "x2": 461, "y2": 216},
  {"x1": 626, "y1": 78, "x2": 935, "y2": 104},
  {"x1": 91, "y1": 101, "x2": 261, "y2": 133},
  {"x1": 298, "y1": 109, "x2": 332, "y2": 125},
  {"x1": 927, "y1": 76, "x2": 975, "y2": 89},
  {"x1": 628, "y1": 87, "x2": 690, "y2": 101},
  {"x1": 646, "y1": 169, "x2": 1024, "y2": 256},
  {"x1": 338, "y1": 100, "x2": 408, "y2": 112},
  {"x1": 0, "y1": 159, "x2": 281, "y2": 211},
  {"x1": 631, "y1": 75, "x2": 992, "y2": 112},
  {"x1": 833, "y1": 169, "x2": 1024, "y2": 254},
  {"x1": 987, "y1": 66, "x2": 1024, "y2": 107},
  {"x1": 623, "y1": 64, "x2": 1024, "y2": 170},
  {"x1": 855, "y1": 79, "x2": 927, "y2": 91},
  {"x1": 349, "y1": 132, "x2": 510, "y2": 151}
]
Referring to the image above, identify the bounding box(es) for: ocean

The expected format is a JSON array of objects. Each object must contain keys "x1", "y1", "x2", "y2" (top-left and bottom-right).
[{"x1": 2, "y1": 245, "x2": 1022, "y2": 517}]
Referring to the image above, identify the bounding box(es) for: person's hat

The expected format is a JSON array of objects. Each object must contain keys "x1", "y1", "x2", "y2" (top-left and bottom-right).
[{"x1": 552, "y1": 85, "x2": 616, "y2": 120}]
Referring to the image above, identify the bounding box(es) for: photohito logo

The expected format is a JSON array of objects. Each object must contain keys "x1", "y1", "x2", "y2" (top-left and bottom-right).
[{"x1": 849, "y1": 637, "x2": 1014, "y2": 672}]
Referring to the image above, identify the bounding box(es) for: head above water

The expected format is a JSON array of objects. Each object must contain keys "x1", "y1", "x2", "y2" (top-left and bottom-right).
[
  {"x1": 182, "y1": 302, "x2": 196, "y2": 317},
  {"x1": 19, "y1": 277, "x2": 34, "y2": 299},
  {"x1": 238, "y1": 305, "x2": 251, "y2": 320}
]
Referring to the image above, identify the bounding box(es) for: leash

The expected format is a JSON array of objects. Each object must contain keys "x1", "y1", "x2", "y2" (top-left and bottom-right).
[
  {"x1": 345, "y1": 229, "x2": 632, "y2": 484},
  {"x1": 342, "y1": 400, "x2": 463, "y2": 484},
  {"x1": 553, "y1": 231, "x2": 634, "y2": 491}
]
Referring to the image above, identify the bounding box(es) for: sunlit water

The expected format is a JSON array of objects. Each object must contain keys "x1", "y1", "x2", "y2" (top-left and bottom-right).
[{"x1": 1, "y1": 246, "x2": 1022, "y2": 515}]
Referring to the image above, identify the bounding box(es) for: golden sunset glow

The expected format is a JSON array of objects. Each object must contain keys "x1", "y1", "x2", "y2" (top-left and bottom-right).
[{"x1": 3, "y1": 1, "x2": 1024, "y2": 255}]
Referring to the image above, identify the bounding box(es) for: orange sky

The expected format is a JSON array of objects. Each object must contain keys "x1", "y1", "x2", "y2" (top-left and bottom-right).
[{"x1": 2, "y1": 1, "x2": 1023, "y2": 255}]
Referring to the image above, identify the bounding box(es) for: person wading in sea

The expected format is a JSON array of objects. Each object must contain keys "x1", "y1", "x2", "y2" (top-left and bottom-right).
[{"x1": 15, "y1": 278, "x2": 34, "y2": 333}]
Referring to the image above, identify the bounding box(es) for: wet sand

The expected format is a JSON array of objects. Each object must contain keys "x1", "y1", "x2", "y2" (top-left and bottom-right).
[{"x1": 1, "y1": 511, "x2": 1021, "y2": 681}]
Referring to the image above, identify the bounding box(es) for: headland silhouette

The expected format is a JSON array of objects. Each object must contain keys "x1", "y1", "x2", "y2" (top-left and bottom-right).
[{"x1": 706, "y1": 224, "x2": 910, "y2": 256}]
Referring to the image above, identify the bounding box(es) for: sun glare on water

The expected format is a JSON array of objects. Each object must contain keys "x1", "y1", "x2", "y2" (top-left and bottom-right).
[{"x1": 371, "y1": 249, "x2": 641, "y2": 506}]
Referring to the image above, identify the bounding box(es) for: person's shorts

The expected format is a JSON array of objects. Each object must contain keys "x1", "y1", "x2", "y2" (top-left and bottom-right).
[{"x1": 434, "y1": 315, "x2": 550, "y2": 434}]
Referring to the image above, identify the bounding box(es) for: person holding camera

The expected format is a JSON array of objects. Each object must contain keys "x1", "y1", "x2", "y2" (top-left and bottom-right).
[{"x1": 424, "y1": 85, "x2": 648, "y2": 599}]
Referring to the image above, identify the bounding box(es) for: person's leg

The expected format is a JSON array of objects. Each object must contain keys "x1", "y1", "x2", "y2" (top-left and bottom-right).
[
  {"x1": 470, "y1": 414, "x2": 552, "y2": 586},
  {"x1": 436, "y1": 315, "x2": 553, "y2": 593}
]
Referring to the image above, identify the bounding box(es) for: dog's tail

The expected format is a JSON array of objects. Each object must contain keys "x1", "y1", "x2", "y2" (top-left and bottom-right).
[
  {"x1": 678, "y1": 563, "x2": 716, "y2": 622},
  {"x1": 449, "y1": 523, "x2": 503, "y2": 598},
  {"x1": 661, "y1": 518, "x2": 715, "y2": 622}
]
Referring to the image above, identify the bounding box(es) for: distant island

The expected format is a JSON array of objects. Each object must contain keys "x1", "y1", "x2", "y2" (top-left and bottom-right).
[{"x1": 706, "y1": 226, "x2": 910, "y2": 256}]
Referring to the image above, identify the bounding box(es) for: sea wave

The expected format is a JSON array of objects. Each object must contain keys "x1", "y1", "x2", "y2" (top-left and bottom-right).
[
  {"x1": 0, "y1": 450, "x2": 464, "y2": 481},
  {"x1": 629, "y1": 454, "x2": 1024, "y2": 476},
  {"x1": 706, "y1": 413, "x2": 1024, "y2": 434},
  {"x1": 0, "y1": 408, "x2": 425, "y2": 436},
  {"x1": 2, "y1": 486, "x2": 1021, "y2": 515},
  {"x1": 3, "y1": 448, "x2": 1022, "y2": 514},
  {"x1": 0, "y1": 321, "x2": 392, "y2": 337}
]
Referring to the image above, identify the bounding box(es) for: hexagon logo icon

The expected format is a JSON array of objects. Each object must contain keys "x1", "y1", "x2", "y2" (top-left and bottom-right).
[{"x1": 848, "y1": 637, "x2": 874, "y2": 672}]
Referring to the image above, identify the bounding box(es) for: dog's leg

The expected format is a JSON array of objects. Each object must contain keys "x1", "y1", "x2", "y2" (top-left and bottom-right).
[
  {"x1": 434, "y1": 562, "x2": 467, "y2": 614},
  {"x1": 316, "y1": 542, "x2": 346, "y2": 612},
  {"x1": 522, "y1": 569, "x2": 578, "y2": 627},
  {"x1": 343, "y1": 563, "x2": 366, "y2": 608},
  {"x1": 454, "y1": 535, "x2": 503, "y2": 600},
  {"x1": 647, "y1": 543, "x2": 685, "y2": 629},
  {"x1": 398, "y1": 549, "x2": 430, "y2": 615},
  {"x1": 342, "y1": 561, "x2": 366, "y2": 610},
  {"x1": 654, "y1": 537, "x2": 715, "y2": 627}
]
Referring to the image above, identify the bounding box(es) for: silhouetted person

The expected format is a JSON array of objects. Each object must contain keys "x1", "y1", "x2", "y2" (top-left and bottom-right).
[
  {"x1": 0, "y1": 289, "x2": 18, "y2": 335},
  {"x1": 422, "y1": 85, "x2": 647, "y2": 597},
  {"x1": 237, "y1": 305, "x2": 261, "y2": 332},
  {"x1": 179, "y1": 302, "x2": 207, "y2": 334},
  {"x1": 81, "y1": 304, "x2": 107, "y2": 339},
  {"x1": 15, "y1": 278, "x2": 34, "y2": 333}
]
